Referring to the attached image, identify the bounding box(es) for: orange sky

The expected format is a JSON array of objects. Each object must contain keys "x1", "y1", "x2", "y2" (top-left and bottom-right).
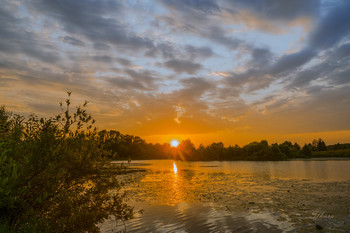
[{"x1": 142, "y1": 130, "x2": 350, "y2": 147}]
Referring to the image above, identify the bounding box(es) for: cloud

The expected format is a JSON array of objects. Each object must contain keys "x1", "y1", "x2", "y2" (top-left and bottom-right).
[
  {"x1": 106, "y1": 68, "x2": 159, "y2": 91},
  {"x1": 30, "y1": 0, "x2": 155, "y2": 52},
  {"x1": 93, "y1": 42, "x2": 111, "y2": 51},
  {"x1": 161, "y1": 0, "x2": 220, "y2": 14},
  {"x1": 308, "y1": 1, "x2": 350, "y2": 50},
  {"x1": 174, "y1": 105, "x2": 185, "y2": 124},
  {"x1": 107, "y1": 77, "x2": 148, "y2": 90},
  {"x1": 249, "y1": 47, "x2": 273, "y2": 67},
  {"x1": 0, "y1": 5, "x2": 61, "y2": 63},
  {"x1": 247, "y1": 86, "x2": 350, "y2": 134},
  {"x1": 269, "y1": 49, "x2": 315, "y2": 75},
  {"x1": 177, "y1": 77, "x2": 214, "y2": 100},
  {"x1": 62, "y1": 36, "x2": 85, "y2": 47},
  {"x1": 222, "y1": 0, "x2": 320, "y2": 33},
  {"x1": 157, "y1": 1, "x2": 247, "y2": 50},
  {"x1": 115, "y1": 58, "x2": 132, "y2": 67},
  {"x1": 1, "y1": 0, "x2": 350, "y2": 144},
  {"x1": 144, "y1": 42, "x2": 175, "y2": 59},
  {"x1": 164, "y1": 59, "x2": 202, "y2": 74},
  {"x1": 92, "y1": 55, "x2": 113, "y2": 63},
  {"x1": 286, "y1": 42, "x2": 350, "y2": 89},
  {"x1": 223, "y1": 0, "x2": 319, "y2": 22},
  {"x1": 185, "y1": 45, "x2": 214, "y2": 59},
  {"x1": 206, "y1": 26, "x2": 246, "y2": 50}
]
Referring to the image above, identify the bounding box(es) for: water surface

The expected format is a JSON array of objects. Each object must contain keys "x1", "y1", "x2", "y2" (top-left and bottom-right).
[{"x1": 101, "y1": 160, "x2": 350, "y2": 232}]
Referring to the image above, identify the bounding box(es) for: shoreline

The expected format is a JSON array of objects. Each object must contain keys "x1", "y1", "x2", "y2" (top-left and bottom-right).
[{"x1": 112, "y1": 157, "x2": 350, "y2": 162}]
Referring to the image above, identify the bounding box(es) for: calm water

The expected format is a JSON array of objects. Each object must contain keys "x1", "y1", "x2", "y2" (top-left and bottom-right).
[{"x1": 101, "y1": 160, "x2": 350, "y2": 233}]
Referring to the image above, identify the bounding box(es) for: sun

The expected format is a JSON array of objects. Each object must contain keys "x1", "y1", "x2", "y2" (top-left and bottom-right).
[{"x1": 170, "y1": 139, "x2": 180, "y2": 147}]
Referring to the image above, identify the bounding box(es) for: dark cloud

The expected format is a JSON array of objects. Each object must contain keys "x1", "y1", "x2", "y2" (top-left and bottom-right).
[
  {"x1": 249, "y1": 47, "x2": 273, "y2": 68},
  {"x1": 309, "y1": 1, "x2": 350, "y2": 50},
  {"x1": 62, "y1": 36, "x2": 85, "y2": 47},
  {"x1": 93, "y1": 42, "x2": 111, "y2": 51},
  {"x1": 331, "y1": 68, "x2": 350, "y2": 85},
  {"x1": 332, "y1": 42, "x2": 350, "y2": 60},
  {"x1": 104, "y1": 68, "x2": 159, "y2": 91},
  {"x1": 226, "y1": 69, "x2": 273, "y2": 93},
  {"x1": 269, "y1": 49, "x2": 315, "y2": 75},
  {"x1": 155, "y1": 2, "x2": 248, "y2": 51},
  {"x1": 287, "y1": 69, "x2": 322, "y2": 90},
  {"x1": 177, "y1": 77, "x2": 214, "y2": 100},
  {"x1": 107, "y1": 77, "x2": 148, "y2": 90},
  {"x1": 124, "y1": 69, "x2": 157, "y2": 85},
  {"x1": 286, "y1": 42, "x2": 350, "y2": 90},
  {"x1": 144, "y1": 42, "x2": 175, "y2": 59},
  {"x1": 0, "y1": 5, "x2": 61, "y2": 63},
  {"x1": 223, "y1": 47, "x2": 315, "y2": 94},
  {"x1": 161, "y1": 0, "x2": 220, "y2": 14},
  {"x1": 30, "y1": 0, "x2": 155, "y2": 51},
  {"x1": 206, "y1": 26, "x2": 246, "y2": 50},
  {"x1": 185, "y1": 45, "x2": 214, "y2": 59},
  {"x1": 164, "y1": 59, "x2": 202, "y2": 74},
  {"x1": 115, "y1": 58, "x2": 132, "y2": 67},
  {"x1": 92, "y1": 55, "x2": 112, "y2": 63}
]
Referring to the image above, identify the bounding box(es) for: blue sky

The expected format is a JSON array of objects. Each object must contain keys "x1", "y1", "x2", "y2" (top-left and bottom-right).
[{"x1": 1, "y1": 0, "x2": 350, "y2": 145}]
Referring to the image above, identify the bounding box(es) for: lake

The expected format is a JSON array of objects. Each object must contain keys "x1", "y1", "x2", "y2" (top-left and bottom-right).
[{"x1": 101, "y1": 159, "x2": 350, "y2": 233}]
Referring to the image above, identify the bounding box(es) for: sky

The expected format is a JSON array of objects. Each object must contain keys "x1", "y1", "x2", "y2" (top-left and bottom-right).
[{"x1": 1, "y1": 0, "x2": 350, "y2": 146}]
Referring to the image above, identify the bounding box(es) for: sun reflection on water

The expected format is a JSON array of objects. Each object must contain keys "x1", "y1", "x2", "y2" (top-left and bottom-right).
[{"x1": 173, "y1": 162, "x2": 178, "y2": 175}]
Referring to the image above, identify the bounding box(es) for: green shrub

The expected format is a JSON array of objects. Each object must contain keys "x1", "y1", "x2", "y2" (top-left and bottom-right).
[{"x1": 0, "y1": 93, "x2": 133, "y2": 233}]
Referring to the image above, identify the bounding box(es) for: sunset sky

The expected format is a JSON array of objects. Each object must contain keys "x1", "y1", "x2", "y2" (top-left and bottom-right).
[{"x1": 1, "y1": 0, "x2": 350, "y2": 146}]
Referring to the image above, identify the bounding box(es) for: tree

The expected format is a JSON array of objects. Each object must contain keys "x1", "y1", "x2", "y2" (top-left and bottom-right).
[
  {"x1": 294, "y1": 142, "x2": 301, "y2": 151},
  {"x1": 317, "y1": 138, "x2": 327, "y2": 151},
  {"x1": 0, "y1": 94, "x2": 133, "y2": 233},
  {"x1": 279, "y1": 144, "x2": 291, "y2": 157},
  {"x1": 177, "y1": 139, "x2": 195, "y2": 160},
  {"x1": 300, "y1": 144, "x2": 312, "y2": 156}
]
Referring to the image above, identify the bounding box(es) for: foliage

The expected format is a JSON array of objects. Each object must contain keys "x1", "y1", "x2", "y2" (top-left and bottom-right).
[
  {"x1": 300, "y1": 144, "x2": 312, "y2": 157},
  {"x1": 312, "y1": 149, "x2": 350, "y2": 158},
  {"x1": 176, "y1": 139, "x2": 195, "y2": 160},
  {"x1": 327, "y1": 143, "x2": 350, "y2": 150},
  {"x1": 97, "y1": 130, "x2": 174, "y2": 160},
  {"x1": 316, "y1": 138, "x2": 327, "y2": 151},
  {"x1": 0, "y1": 93, "x2": 133, "y2": 233}
]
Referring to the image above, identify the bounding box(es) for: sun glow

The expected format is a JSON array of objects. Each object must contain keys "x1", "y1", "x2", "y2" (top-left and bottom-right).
[{"x1": 170, "y1": 139, "x2": 180, "y2": 147}]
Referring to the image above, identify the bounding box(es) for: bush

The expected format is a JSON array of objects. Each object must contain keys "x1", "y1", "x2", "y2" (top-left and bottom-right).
[{"x1": 0, "y1": 93, "x2": 133, "y2": 233}]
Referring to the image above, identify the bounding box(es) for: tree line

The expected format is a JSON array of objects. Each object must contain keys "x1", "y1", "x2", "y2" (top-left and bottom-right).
[{"x1": 96, "y1": 130, "x2": 349, "y2": 161}]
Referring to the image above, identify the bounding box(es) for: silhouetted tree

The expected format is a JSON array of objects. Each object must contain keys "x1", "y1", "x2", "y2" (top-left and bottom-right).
[
  {"x1": 317, "y1": 138, "x2": 327, "y2": 151},
  {"x1": 294, "y1": 142, "x2": 301, "y2": 151},
  {"x1": 301, "y1": 144, "x2": 312, "y2": 156},
  {"x1": 177, "y1": 139, "x2": 195, "y2": 160}
]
